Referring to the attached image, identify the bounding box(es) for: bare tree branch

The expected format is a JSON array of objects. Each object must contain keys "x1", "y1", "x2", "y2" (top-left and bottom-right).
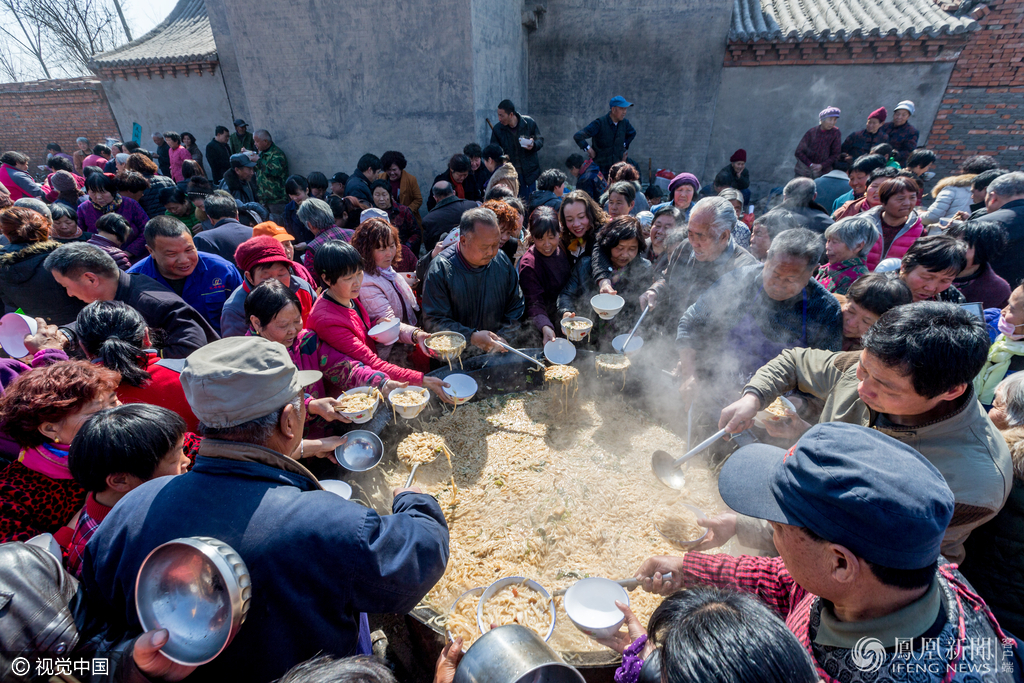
[{"x1": 0, "y1": 0, "x2": 51, "y2": 78}]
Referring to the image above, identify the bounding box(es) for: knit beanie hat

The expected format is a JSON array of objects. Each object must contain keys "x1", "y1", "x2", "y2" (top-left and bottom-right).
[
  {"x1": 894, "y1": 100, "x2": 916, "y2": 115},
  {"x1": 819, "y1": 106, "x2": 841, "y2": 120},
  {"x1": 730, "y1": 149, "x2": 747, "y2": 163},
  {"x1": 51, "y1": 171, "x2": 77, "y2": 193},
  {"x1": 668, "y1": 172, "x2": 701, "y2": 195},
  {"x1": 235, "y1": 236, "x2": 289, "y2": 275},
  {"x1": 868, "y1": 107, "x2": 887, "y2": 123}
]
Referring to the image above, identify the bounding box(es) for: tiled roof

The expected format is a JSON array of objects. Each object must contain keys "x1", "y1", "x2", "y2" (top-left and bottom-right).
[
  {"x1": 729, "y1": 0, "x2": 978, "y2": 42},
  {"x1": 90, "y1": 0, "x2": 216, "y2": 68}
]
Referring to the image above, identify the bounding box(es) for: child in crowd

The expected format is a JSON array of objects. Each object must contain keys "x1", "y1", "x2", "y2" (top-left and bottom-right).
[
  {"x1": 59, "y1": 404, "x2": 192, "y2": 576},
  {"x1": 815, "y1": 215, "x2": 878, "y2": 295},
  {"x1": 86, "y1": 213, "x2": 133, "y2": 270}
]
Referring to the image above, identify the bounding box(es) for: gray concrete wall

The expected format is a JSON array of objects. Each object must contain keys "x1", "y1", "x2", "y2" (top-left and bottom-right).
[
  {"x1": 102, "y1": 73, "x2": 233, "y2": 177},
  {"x1": 205, "y1": 0, "x2": 519, "y2": 200},
  {"x1": 471, "y1": 0, "x2": 527, "y2": 148},
  {"x1": 527, "y1": 0, "x2": 733, "y2": 183},
  {"x1": 204, "y1": 0, "x2": 251, "y2": 126},
  {"x1": 706, "y1": 62, "x2": 956, "y2": 198}
]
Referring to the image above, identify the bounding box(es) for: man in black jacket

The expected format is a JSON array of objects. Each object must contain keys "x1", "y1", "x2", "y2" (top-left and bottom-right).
[
  {"x1": 489, "y1": 99, "x2": 543, "y2": 197},
  {"x1": 220, "y1": 153, "x2": 259, "y2": 204},
  {"x1": 206, "y1": 126, "x2": 232, "y2": 182},
  {"x1": 574, "y1": 96, "x2": 637, "y2": 178},
  {"x1": 427, "y1": 155, "x2": 481, "y2": 210},
  {"x1": 193, "y1": 194, "x2": 254, "y2": 267},
  {"x1": 44, "y1": 243, "x2": 218, "y2": 358},
  {"x1": 150, "y1": 132, "x2": 171, "y2": 177},
  {"x1": 421, "y1": 182, "x2": 479, "y2": 252},
  {"x1": 983, "y1": 172, "x2": 1024, "y2": 287},
  {"x1": 344, "y1": 154, "x2": 381, "y2": 205}
]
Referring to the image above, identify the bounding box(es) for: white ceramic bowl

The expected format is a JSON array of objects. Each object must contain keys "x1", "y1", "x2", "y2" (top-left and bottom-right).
[
  {"x1": 561, "y1": 317, "x2": 593, "y2": 342},
  {"x1": 368, "y1": 319, "x2": 401, "y2": 345},
  {"x1": 590, "y1": 294, "x2": 625, "y2": 320},
  {"x1": 0, "y1": 313, "x2": 37, "y2": 358},
  {"x1": 564, "y1": 578, "x2": 630, "y2": 640},
  {"x1": 477, "y1": 577, "x2": 556, "y2": 642},
  {"x1": 443, "y1": 374, "x2": 478, "y2": 405},
  {"x1": 337, "y1": 387, "x2": 380, "y2": 424},
  {"x1": 399, "y1": 272, "x2": 418, "y2": 287},
  {"x1": 388, "y1": 386, "x2": 430, "y2": 419},
  {"x1": 447, "y1": 586, "x2": 485, "y2": 643},
  {"x1": 320, "y1": 479, "x2": 353, "y2": 499}
]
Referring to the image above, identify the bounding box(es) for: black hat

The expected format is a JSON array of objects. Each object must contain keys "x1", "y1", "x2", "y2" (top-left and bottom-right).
[
  {"x1": 719, "y1": 423, "x2": 953, "y2": 569},
  {"x1": 233, "y1": 119, "x2": 247, "y2": 128},
  {"x1": 330, "y1": 172, "x2": 347, "y2": 184}
]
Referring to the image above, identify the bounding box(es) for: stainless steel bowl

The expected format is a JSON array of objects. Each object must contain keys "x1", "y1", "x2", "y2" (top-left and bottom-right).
[
  {"x1": 453, "y1": 624, "x2": 584, "y2": 683},
  {"x1": 420, "y1": 331, "x2": 467, "y2": 361},
  {"x1": 335, "y1": 430, "x2": 384, "y2": 472},
  {"x1": 135, "y1": 536, "x2": 251, "y2": 666}
]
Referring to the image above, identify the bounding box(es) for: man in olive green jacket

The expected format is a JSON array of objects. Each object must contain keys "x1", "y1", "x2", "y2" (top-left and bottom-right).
[{"x1": 713, "y1": 302, "x2": 1012, "y2": 565}]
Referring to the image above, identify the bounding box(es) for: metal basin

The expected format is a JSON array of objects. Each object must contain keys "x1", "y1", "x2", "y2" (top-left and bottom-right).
[
  {"x1": 135, "y1": 536, "x2": 251, "y2": 666},
  {"x1": 454, "y1": 624, "x2": 585, "y2": 683},
  {"x1": 335, "y1": 430, "x2": 384, "y2": 471}
]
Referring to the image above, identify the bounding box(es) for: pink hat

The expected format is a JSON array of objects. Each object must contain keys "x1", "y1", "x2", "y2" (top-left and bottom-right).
[
  {"x1": 235, "y1": 236, "x2": 290, "y2": 274},
  {"x1": 868, "y1": 107, "x2": 887, "y2": 123}
]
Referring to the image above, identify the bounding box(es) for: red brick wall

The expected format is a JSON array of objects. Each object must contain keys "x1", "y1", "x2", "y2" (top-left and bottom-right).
[
  {"x1": 927, "y1": 0, "x2": 1024, "y2": 175},
  {"x1": 0, "y1": 77, "x2": 120, "y2": 176}
]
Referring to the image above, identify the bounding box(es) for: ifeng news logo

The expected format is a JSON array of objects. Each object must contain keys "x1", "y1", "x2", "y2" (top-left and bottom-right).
[{"x1": 852, "y1": 637, "x2": 887, "y2": 673}]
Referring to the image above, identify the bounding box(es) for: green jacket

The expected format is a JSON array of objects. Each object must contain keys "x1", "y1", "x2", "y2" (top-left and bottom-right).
[
  {"x1": 229, "y1": 131, "x2": 254, "y2": 154},
  {"x1": 256, "y1": 143, "x2": 289, "y2": 205},
  {"x1": 744, "y1": 347, "x2": 1013, "y2": 564}
]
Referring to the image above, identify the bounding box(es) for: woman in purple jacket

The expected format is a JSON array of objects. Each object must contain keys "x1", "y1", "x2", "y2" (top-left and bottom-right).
[
  {"x1": 518, "y1": 207, "x2": 571, "y2": 345},
  {"x1": 75, "y1": 172, "x2": 148, "y2": 258}
]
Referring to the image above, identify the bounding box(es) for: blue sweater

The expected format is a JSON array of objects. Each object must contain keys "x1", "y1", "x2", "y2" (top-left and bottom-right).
[
  {"x1": 129, "y1": 252, "x2": 243, "y2": 336},
  {"x1": 83, "y1": 440, "x2": 450, "y2": 683}
]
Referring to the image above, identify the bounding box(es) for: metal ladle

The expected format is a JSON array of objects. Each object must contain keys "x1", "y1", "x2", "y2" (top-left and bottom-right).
[
  {"x1": 652, "y1": 428, "x2": 729, "y2": 490},
  {"x1": 493, "y1": 340, "x2": 546, "y2": 371},
  {"x1": 613, "y1": 303, "x2": 651, "y2": 354}
]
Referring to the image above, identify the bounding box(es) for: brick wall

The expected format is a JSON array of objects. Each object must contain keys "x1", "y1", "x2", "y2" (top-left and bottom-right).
[
  {"x1": 927, "y1": 0, "x2": 1024, "y2": 175},
  {"x1": 0, "y1": 78, "x2": 120, "y2": 175}
]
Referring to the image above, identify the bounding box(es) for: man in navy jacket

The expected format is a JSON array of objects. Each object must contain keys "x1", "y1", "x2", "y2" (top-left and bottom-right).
[{"x1": 83, "y1": 337, "x2": 450, "y2": 683}]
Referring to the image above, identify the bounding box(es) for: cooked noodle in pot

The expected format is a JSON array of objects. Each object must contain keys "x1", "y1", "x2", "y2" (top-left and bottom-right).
[{"x1": 480, "y1": 581, "x2": 552, "y2": 637}]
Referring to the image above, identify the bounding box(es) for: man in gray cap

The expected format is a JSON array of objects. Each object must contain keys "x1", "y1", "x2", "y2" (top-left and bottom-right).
[
  {"x1": 230, "y1": 118, "x2": 253, "y2": 154},
  {"x1": 220, "y1": 152, "x2": 259, "y2": 204},
  {"x1": 631, "y1": 423, "x2": 1015, "y2": 682},
  {"x1": 83, "y1": 337, "x2": 450, "y2": 683}
]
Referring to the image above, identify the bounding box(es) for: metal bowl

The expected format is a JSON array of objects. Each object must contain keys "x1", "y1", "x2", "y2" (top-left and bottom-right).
[
  {"x1": 477, "y1": 577, "x2": 556, "y2": 642},
  {"x1": 453, "y1": 624, "x2": 584, "y2": 683},
  {"x1": 135, "y1": 537, "x2": 251, "y2": 666},
  {"x1": 334, "y1": 430, "x2": 384, "y2": 472},
  {"x1": 421, "y1": 331, "x2": 467, "y2": 361},
  {"x1": 446, "y1": 586, "x2": 484, "y2": 645},
  {"x1": 654, "y1": 503, "x2": 709, "y2": 549}
]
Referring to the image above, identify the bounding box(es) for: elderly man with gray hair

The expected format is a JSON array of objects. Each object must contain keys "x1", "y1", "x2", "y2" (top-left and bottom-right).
[
  {"x1": 639, "y1": 196, "x2": 758, "y2": 335},
  {"x1": 675, "y1": 228, "x2": 842, "y2": 451},
  {"x1": 84, "y1": 336, "x2": 450, "y2": 682},
  {"x1": 984, "y1": 171, "x2": 1024, "y2": 287},
  {"x1": 774, "y1": 177, "x2": 833, "y2": 234},
  {"x1": 422, "y1": 206, "x2": 525, "y2": 352}
]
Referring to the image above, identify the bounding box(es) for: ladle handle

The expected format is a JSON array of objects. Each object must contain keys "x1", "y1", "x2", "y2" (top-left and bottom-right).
[
  {"x1": 405, "y1": 463, "x2": 420, "y2": 488},
  {"x1": 495, "y1": 341, "x2": 545, "y2": 370},
  {"x1": 618, "y1": 304, "x2": 651, "y2": 355},
  {"x1": 672, "y1": 428, "x2": 728, "y2": 467}
]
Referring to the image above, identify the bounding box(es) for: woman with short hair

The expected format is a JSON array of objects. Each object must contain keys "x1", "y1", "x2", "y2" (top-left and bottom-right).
[
  {"x1": 370, "y1": 179, "x2": 420, "y2": 254},
  {"x1": 863, "y1": 175, "x2": 924, "y2": 270},
  {"x1": 180, "y1": 132, "x2": 203, "y2": 172},
  {"x1": 946, "y1": 220, "x2": 1012, "y2": 309},
  {"x1": 519, "y1": 207, "x2": 570, "y2": 345},
  {"x1": 76, "y1": 172, "x2": 149, "y2": 257},
  {"x1": 833, "y1": 272, "x2": 912, "y2": 351},
  {"x1": 0, "y1": 361, "x2": 121, "y2": 542},
  {"x1": 124, "y1": 152, "x2": 174, "y2": 219},
  {"x1": 164, "y1": 132, "x2": 192, "y2": 183}
]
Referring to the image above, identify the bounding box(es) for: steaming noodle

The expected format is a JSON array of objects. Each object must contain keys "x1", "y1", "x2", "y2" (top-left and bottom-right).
[
  {"x1": 337, "y1": 392, "x2": 378, "y2": 412},
  {"x1": 544, "y1": 365, "x2": 579, "y2": 414},
  {"x1": 595, "y1": 354, "x2": 630, "y2": 390},
  {"x1": 479, "y1": 580, "x2": 553, "y2": 637},
  {"x1": 397, "y1": 432, "x2": 451, "y2": 466},
  {"x1": 562, "y1": 320, "x2": 592, "y2": 330},
  {"x1": 391, "y1": 390, "x2": 428, "y2": 407},
  {"x1": 425, "y1": 333, "x2": 466, "y2": 371},
  {"x1": 654, "y1": 506, "x2": 703, "y2": 546},
  {"x1": 385, "y1": 391, "x2": 723, "y2": 657},
  {"x1": 446, "y1": 592, "x2": 483, "y2": 648},
  {"x1": 764, "y1": 397, "x2": 793, "y2": 419}
]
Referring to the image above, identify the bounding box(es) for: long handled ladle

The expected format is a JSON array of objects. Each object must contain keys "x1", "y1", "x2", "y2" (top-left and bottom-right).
[
  {"x1": 493, "y1": 340, "x2": 546, "y2": 371},
  {"x1": 613, "y1": 303, "x2": 651, "y2": 354},
  {"x1": 651, "y1": 428, "x2": 730, "y2": 490}
]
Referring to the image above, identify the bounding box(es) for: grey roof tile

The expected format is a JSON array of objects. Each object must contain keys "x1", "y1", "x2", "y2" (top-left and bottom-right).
[
  {"x1": 91, "y1": 0, "x2": 216, "y2": 68},
  {"x1": 730, "y1": 0, "x2": 978, "y2": 42}
]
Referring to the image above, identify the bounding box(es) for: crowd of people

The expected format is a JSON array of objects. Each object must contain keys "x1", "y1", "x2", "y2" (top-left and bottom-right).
[{"x1": 0, "y1": 92, "x2": 1022, "y2": 683}]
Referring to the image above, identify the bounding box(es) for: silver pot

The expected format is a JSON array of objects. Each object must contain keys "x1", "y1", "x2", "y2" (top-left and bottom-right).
[
  {"x1": 135, "y1": 536, "x2": 252, "y2": 666},
  {"x1": 454, "y1": 624, "x2": 585, "y2": 683}
]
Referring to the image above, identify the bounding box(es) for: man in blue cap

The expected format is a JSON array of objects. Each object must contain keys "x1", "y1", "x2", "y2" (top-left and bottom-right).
[
  {"x1": 573, "y1": 96, "x2": 637, "y2": 178},
  {"x1": 634, "y1": 423, "x2": 1016, "y2": 682}
]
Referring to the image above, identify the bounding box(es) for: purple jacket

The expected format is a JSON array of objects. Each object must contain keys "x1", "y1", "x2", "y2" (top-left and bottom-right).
[
  {"x1": 85, "y1": 234, "x2": 132, "y2": 270},
  {"x1": 518, "y1": 245, "x2": 571, "y2": 332},
  {"x1": 76, "y1": 197, "x2": 150, "y2": 257}
]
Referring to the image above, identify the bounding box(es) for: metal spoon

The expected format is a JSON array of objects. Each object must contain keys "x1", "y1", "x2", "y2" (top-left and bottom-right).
[
  {"x1": 493, "y1": 340, "x2": 546, "y2": 370},
  {"x1": 615, "y1": 303, "x2": 651, "y2": 355},
  {"x1": 651, "y1": 428, "x2": 728, "y2": 489},
  {"x1": 551, "y1": 574, "x2": 672, "y2": 597}
]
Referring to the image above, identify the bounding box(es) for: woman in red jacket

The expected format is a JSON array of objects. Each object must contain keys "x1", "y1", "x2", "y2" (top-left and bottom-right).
[
  {"x1": 0, "y1": 361, "x2": 121, "y2": 542},
  {"x1": 73, "y1": 300, "x2": 199, "y2": 432},
  {"x1": 306, "y1": 241, "x2": 451, "y2": 401}
]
